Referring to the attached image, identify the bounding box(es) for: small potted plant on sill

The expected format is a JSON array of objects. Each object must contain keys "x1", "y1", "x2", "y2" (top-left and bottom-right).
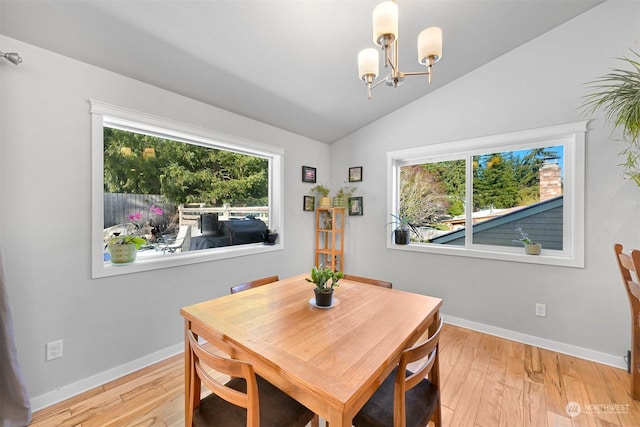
[
  {"x1": 106, "y1": 233, "x2": 147, "y2": 264},
  {"x1": 262, "y1": 228, "x2": 278, "y2": 245},
  {"x1": 513, "y1": 227, "x2": 541, "y2": 255},
  {"x1": 387, "y1": 213, "x2": 421, "y2": 245},
  {"x1": 310, "y1": 184, "x2": 331, "y2": 208},
  {"x1": 306, "y1": 265, "x2": 344, "y2": 307}
]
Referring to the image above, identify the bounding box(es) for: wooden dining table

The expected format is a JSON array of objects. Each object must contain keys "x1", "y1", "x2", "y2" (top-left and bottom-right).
[{"x1": 180, "y1": 273, "x2": 443, "y2": 427}]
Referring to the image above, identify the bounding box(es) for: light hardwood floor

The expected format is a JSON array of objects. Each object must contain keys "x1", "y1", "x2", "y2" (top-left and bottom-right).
[{"x1": 29, "y1": 324, "x2": 640, "y2": 427}]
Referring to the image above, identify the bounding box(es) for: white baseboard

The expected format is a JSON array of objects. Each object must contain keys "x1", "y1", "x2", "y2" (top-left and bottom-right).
[
  {"x1": 30, "y1": 342, "x2": 184, "y2": 412},
  {"x1": 443, "y1": 314, "x2": 627, "y2": 370},
  {"x1": 31, "y1": 316, "x2": 627, "y2": 413}
]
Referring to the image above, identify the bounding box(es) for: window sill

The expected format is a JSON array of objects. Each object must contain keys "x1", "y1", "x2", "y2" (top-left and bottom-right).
[
  {"x1": 386, "y1": 241, "x2": 583, "y2": 268},
  {"x1": 93, "y1": 243, "x2": 282, "y2": 278}
]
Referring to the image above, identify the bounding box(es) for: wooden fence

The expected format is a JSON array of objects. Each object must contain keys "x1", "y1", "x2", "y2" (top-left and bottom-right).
[
  {"x1": 104, "y1": 194, "x2": 269, "y2": 230},
  {"x1": 103, "y1": 193, "x2": 171, "y2": 228}
]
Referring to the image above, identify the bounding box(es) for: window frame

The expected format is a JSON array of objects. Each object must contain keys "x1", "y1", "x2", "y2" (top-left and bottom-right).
[
  {"x1": 90, "y1": 100, "x2": 284, "y2": 278},
  {"x1": 386, "y1": 121, "x2": 587, "y2": 268}
]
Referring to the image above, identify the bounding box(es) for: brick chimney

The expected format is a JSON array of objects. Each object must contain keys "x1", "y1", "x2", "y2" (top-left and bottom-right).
[{"x1": 539, "y1": 160, "x2": 562, "y2": 201}]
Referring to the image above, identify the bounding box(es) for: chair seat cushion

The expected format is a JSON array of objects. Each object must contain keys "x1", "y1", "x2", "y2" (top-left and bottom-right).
[
  {"x1": 353, "y1": 367, "x2": 439, "y2": 427},
  {"x1": 193, "y1": 375, "x2": 314, "y2": 427}
]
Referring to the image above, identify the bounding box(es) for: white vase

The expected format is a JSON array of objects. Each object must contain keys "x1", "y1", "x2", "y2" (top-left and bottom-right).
[{"x1": 525, "y1": 243, "x2": 542, "y2": 255}]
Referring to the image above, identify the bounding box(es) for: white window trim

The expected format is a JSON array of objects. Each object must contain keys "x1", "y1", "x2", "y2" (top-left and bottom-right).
[
  {"x1": 90, "y1": 100, "x2": 284, "y2": 278},
  {"x1": 387, "y1": 121, "x2": 587, "y2": 268}
]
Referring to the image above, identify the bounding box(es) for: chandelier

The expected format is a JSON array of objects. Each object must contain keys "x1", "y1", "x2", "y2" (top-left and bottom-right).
[{"x1": 357, "y1": 1, "x2": 442, "y2": 99}]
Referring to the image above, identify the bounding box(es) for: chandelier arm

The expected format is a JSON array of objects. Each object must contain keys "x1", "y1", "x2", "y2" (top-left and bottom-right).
[
  {"x1": 404, "y1": 67, "x2": 434, "y2": 84},
  {"x1": 402, "y1": 71, "x2": 431, "y2": 76},
  {"x1": 365, "y1": 78, "x2": 389, "y2": 100},
  {"x1": 371, "y1": 79, "x2": 387, "y2": 90},
  {"x1": 384, "y1": 46, "x2": 398, "y2": 73}
]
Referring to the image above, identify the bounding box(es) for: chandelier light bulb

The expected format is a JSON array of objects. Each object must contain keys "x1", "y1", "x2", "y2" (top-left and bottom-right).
[
  {"x1": 358, "y1": 48, "x2": 379, "y2": 80},
  {"x1": 418, "y1": 27, "x2": 442, "y2": 65},
  {"x1": 372, "y1": 1, "x2": 398, "y2": 47}
]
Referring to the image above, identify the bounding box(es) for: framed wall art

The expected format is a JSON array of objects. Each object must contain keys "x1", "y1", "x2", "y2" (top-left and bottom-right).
[
  {"x1": 348, "y1": 197, "x2": 363, "y2": 216},
  {"x1": 349, "y1": 166, "x2": 363, "y2": 182},
  {"x1": 302, "y1": 166, "x2": 317, "y2": 183},
  {"x1": 303, "y1": 195, "x2": 315, "y2": 211}
]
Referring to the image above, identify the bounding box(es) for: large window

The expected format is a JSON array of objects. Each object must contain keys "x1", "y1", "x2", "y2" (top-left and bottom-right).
[
  {"x1": 387, "y1": 122, "x2": 586, "y2": 267},
  {"x1": 91, "y1": 100, "x2": 283, "y2": 278}
]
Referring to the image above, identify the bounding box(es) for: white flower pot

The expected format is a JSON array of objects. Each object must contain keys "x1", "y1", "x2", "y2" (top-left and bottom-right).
[{"x1": 525, "y1": 243, "x2": 542, "y2": 255}]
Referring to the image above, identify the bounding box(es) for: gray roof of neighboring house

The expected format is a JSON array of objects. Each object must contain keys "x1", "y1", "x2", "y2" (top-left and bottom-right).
[{"x1": 429, "y1": 196, "x2": 563, "y2": 250}]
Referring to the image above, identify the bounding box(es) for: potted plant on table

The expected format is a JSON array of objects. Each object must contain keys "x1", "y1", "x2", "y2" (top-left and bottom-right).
[
  {"x1": 387, "y1": 213, "x2": 422, "y2": 245},
  {"x1": 513, "y1": 227, "x2": 541, "y2": 255},
  {"x1": 106, "y1": 233, "x2": 147, "y2": 264},
  {"x1": 306, "y1": 265, "x2": 344, "y2": 307}
]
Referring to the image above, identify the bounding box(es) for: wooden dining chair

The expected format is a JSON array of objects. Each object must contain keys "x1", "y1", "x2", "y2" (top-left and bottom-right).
[
  {"x1": 343, "y1": 274, "x2": 392, "y2": 289},
  {"x1": 230, "y1": 275, "x2": 279, "y2": 294},
  {"x1": 186, "y1": 329, "x2": 318, "y2": 427},
  {"x1": 614, "y1": 243, "x2": 640, "y2": 400},
  {"x1": 352, "y1": 317, "x2": 444, "y2": 427}
]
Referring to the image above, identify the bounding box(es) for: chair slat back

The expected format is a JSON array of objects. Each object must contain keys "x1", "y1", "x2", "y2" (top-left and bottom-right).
[
  {"x1": 398, "y1": 317, "x2": 444, "y2": 390},
  {"x1": 187, "y1": 330, "x2": 260, "y2": 426},
  {"x1": 393, "y1": 317, "x2": 444, "y2": 427},
  {"x1": 230, "y1": 275, "x2": 279, "y2": 294},
  {"x1": 615, "y1": 244, "x2": 640, "y2": 301},
  {"x1": 343, "y1": 274, "x2": 392, "y2": 288}
]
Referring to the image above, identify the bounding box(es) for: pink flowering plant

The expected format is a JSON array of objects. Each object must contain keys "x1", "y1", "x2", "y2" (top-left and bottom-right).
[{"x1": 109, "y1": 204, "x2": 164, "y2": 249}]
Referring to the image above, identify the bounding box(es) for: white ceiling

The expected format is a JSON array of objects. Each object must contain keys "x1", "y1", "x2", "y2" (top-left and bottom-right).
[{"x1": 0, "y1": 0, "x2": 602, "y2": 143}]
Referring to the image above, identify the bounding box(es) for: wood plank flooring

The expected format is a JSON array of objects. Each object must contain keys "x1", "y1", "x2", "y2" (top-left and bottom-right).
[{"x1": 29, "y1": 324, "x2": 640, "y2": 426}]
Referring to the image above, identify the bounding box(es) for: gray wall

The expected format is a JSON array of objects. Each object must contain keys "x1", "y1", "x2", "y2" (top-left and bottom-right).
[
  {"x1": 331, "y1": 0, "x2": 639, "y2": 363},
  {"x1": 0, "y1": 34, "x2": 328, "y2": 404},
  {"x1": 1, "y1": 0, "x2": 639, "y2": 411}
]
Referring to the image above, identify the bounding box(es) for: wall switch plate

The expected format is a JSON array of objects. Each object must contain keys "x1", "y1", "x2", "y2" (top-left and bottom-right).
[
  {"x1": 535, "y1": 303, "x2": 547, "y2": 317},
  {"x1": 46, "y1": 340, "x2": 63, "y2": 361}
]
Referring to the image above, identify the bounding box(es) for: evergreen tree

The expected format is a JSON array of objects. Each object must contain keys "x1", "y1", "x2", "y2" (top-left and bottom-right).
[{"x1": 103, "y1": 128, "x2": 268, "y2": 206}]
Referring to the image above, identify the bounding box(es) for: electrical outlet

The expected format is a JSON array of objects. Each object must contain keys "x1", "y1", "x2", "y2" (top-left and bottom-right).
[
  {"x1": 535, "y1": 303, "x2": 547, "y2": 318},
  {"x1": 46, "y1": 340, "x2": 63, "y2": 361}
]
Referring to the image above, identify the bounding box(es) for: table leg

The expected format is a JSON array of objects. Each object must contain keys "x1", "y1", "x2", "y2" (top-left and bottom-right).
[{"x1": 328, "y1": 408, "x2": 350, "y2": 427}]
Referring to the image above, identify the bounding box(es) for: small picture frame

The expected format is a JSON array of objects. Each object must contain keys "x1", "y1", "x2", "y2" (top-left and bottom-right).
[
  {"x1": 348, "y1": 197, "x2": 363, "y2": 216},
  {"x1": 349, "y1": 166, "x2": 363, "y2": 182},
  {"x1": 302, "y1": 166, "x2": 317, "y2": 183},
  {"x1": 303, "y1": 195, "x2": 315, "y2": 211}
]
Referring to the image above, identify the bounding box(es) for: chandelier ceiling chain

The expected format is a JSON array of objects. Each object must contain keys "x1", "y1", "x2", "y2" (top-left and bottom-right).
[{"x1": 357, "y1": 0, "x2": 442, "y2": 99}]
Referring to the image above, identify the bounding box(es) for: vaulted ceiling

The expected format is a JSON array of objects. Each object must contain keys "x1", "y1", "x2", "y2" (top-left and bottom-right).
[{"x1": 0, "y1": 0, "x2": 602, "y2": 143}]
